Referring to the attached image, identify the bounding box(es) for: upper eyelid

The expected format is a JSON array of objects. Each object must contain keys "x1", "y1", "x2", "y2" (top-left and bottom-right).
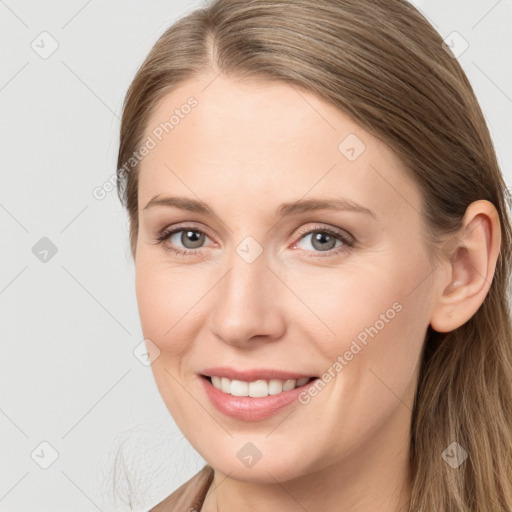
[
  {"x1": 295, "y1": 224, "x2": 353, "y2": 241},
  {"x1": 163, "y1": 222, "x2": 216, "y2": 241}
]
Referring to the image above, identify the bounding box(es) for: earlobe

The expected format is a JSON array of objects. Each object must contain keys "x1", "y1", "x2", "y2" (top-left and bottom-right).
[{"x1": 429, "y1": 200, "x2": 501, "y2": 333}]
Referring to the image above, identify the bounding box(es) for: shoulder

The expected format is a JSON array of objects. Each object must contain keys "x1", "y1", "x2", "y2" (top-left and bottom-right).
[{"x1": 148, "y1": 464, "x2": 215, "y2": 512}]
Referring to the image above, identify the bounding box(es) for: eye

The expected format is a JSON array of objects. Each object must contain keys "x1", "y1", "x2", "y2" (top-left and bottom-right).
[
  {"x1": 154, "y1": 223, "x2": 354, "y2": 259},
  {"x1": 155, "y1": 225, "x2": 214, "y2": 257},
  {"x1": 292, "y1": 225, "x2": 354, "y2": 258},
  {"x1": 168, "y1": 229, "x2": 207, "y2": 249}
]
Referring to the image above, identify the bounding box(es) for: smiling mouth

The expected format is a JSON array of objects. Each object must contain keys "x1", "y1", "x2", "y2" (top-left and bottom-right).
[{"x1": 201, "y1": 375, "x2": 316, "y2": 398}]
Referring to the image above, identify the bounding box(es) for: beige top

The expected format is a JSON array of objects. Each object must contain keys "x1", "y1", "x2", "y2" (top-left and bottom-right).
[{"x1": 148, "y1": 464, "x2": 215, "y2": 511}]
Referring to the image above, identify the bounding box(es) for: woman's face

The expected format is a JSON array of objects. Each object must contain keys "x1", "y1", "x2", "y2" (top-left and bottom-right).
[{"x1": 135, "y1": 73, "x2": 438, "y2": 482}]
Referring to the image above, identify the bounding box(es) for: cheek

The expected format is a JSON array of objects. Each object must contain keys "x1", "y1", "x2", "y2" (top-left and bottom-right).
[
  {"x1": 134, "y1": 262, "x2": 204, "y2": 428},
  {"x1": 327, "y1": 273, "x2": 430, "y2": 416},
  {"x1": 279, "y1": 263, "x2": 410, "y2": 353},
  {"x1": 135, "y1": 267, "x2": 168, "y2": 341},
  {"x1": 134, "y1": 259, "x2": 215, "y2": 361},
  {"x1": 289, "y1": 258, "x2": 431, "y2": 396}
]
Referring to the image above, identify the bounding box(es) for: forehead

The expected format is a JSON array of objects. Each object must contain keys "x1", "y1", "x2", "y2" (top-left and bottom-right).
[{"x1": 138, "y1": 73, "x2": 422, "y2": 222}]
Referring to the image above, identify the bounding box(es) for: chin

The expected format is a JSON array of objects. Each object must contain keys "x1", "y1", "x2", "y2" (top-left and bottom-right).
[{"x1": 196, "y1": 437, "x2": 320, "y2": 484}]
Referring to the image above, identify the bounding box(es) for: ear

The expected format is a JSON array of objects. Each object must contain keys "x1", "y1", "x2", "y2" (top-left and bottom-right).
[{"x1": 429, "y1": 199, "x2": 501, "y2": 333}]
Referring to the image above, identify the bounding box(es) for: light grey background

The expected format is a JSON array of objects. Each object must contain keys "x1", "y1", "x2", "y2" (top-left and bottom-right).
[{"x1": 1, "y1": 1, "x2": 510, "y2": 511}]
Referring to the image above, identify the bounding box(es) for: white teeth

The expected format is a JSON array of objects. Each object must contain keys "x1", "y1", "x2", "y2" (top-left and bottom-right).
[
  {"x1": 230, "y1": 379, "x2": 249, "y2": 396},
  {"x1": 221, "y1": 377, "x2": 231, "y2": 394},
  {"x1": 283, "y1": 379, "x2": 296, "y2": 391},
  {"x1": 249, "y1": 380, "x2": 268, "y2": 398},
  {"x1": 268, "y1": 379, "x2": 283, "y2": 395},
  {"x1": 208, "y1": 376, "x2": 312, "y2": 397}
]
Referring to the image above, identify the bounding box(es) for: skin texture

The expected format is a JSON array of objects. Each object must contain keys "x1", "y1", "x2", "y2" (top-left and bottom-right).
[{"x1": 134, "y1": 73, "x2": 501, "y2": 512}]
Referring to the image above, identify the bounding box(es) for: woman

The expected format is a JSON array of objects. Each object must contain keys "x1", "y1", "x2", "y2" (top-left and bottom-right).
[{"x1": 116, "y1": 0, "x2": 512, "y2": 510}]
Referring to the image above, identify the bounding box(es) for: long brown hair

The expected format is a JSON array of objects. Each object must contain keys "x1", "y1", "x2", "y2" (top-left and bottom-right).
[{"x1": 117, "y1": 1, "x2": 512, "y2": 509}]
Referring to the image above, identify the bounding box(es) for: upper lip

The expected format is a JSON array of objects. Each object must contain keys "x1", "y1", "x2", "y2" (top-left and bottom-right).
[{"x1": 201, "y1": 366, "x2": 317, "y2": 382}]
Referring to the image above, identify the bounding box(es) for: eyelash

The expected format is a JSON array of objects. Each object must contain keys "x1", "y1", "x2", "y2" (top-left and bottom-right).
[{"x1": 154, "y1": 223, "x2": 355, "y2": 259}]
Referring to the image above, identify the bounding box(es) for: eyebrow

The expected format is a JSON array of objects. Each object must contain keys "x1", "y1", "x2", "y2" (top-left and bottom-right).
[{"x1": 142, "y1": 195, "x2": 376, "y2": 219}]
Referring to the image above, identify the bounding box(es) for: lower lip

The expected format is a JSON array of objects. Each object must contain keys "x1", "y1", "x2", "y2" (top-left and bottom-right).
[{"x1": 200, "y1": 375, "x2": 317, "y2": 421}]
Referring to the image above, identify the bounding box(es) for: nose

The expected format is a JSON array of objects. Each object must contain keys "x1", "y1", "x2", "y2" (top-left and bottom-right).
[{"x1": 206, "y1": 249, "x2": 287, "y2": 348}]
